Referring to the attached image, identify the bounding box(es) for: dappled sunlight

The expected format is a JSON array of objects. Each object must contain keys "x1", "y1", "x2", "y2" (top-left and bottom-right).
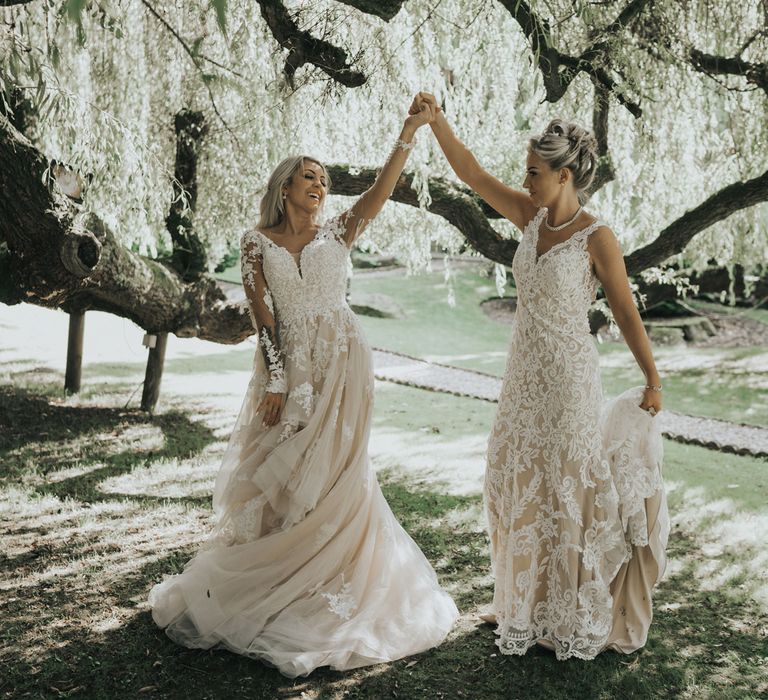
[
  {"x1": 98, "y1": 455, "x2": 218, "y2": 499},
  {"x1": 666, "y1": 478, "x2": 768, "y2": 613},
  {"x1": 370, "y1": 428, "x2": 486, "y2": 496},
  {"x1": 2, "y1": 484, "x2": 213, "y2": 662}
]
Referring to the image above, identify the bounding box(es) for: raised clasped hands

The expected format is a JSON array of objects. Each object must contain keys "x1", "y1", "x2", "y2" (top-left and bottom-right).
[
  {"x1": 408, "y1": 92, "x2": 441, "y2": 122},
  {"x1": 404, "y1": 92, "x2": 441, "y2": 130}
]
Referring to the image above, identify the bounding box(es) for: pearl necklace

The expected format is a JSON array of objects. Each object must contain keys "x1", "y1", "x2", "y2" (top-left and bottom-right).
[{"x1": 545, "y1": 206, "x2": 582, "y2": 232}]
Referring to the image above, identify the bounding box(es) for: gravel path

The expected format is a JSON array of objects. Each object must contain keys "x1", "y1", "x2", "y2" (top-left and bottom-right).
[{"x1": 372, "y1": 348, "x2": 768, "y2": 459}]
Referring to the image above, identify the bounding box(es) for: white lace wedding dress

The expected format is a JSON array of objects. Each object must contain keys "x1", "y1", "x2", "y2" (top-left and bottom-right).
[
  {"x1": 485, "y1": 208, "x2": 669, "y2": 660},
  {"x1": 149, "y1": 217, "x2": 458, "y2": 677}
]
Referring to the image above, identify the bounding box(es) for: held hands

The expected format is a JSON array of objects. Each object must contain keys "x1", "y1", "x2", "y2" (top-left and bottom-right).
[
  {"x1": 408, "y1": 92, "x2": 441, "y2": 123},
  {"x1": 404, "y1": 92, "x2": 440, "y2": 130},
  {"x1": 257, "y1": 391, "x2": 285, "y2": 427}
]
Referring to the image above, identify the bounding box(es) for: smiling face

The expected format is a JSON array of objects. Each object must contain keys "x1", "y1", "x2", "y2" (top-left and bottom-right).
[
  {"x1": 523, "y1": 150, "x2": 569, "y2": 208},
  {"x1": 282, "y1": 159, "x2": 328, "y2": 216}
]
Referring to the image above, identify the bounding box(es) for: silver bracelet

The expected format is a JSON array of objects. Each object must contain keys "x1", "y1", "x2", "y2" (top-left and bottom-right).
[
  {"x1": 393, "y1": 137, "x2": 416, "y2": 153},
  {"x1": 644, "y1": 384, "x2": 662, "y2": 392}
]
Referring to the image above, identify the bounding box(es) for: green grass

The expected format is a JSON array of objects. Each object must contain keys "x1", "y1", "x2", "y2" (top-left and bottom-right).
[
  {"x1": 3, "y1": 371, "x2": 768, "y2": 700},
  {"x1": 347, "y1": 267, "x2": 768, "y2": 427}
]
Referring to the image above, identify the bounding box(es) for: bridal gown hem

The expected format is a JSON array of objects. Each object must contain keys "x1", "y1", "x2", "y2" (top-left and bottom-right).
[
  {"x1": 485, "y1": 208, "x2": 669, "y2": 661},
  {"x1": 148, "y1": 217, "x2": 458, "y2": 677}
]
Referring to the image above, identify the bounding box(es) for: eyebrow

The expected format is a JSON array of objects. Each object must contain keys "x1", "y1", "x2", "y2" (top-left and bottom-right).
[{"x1": 305, "y1": 168, "x2": 326, "y2": 179}]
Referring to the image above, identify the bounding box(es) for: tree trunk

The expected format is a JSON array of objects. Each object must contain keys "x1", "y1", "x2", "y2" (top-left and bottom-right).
[
  {"x1": 166, "y1": 109, "x2": 209, "y2": 280},
  {"x1": 64, "y1": 311, "x2": 85, "y2": 393},
  {"x1": 141, "y1": 332, "x2": 168, "y2": 413}
]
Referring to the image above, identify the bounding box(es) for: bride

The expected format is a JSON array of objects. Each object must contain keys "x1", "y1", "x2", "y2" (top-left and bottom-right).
[
  {"x1": 149, "y1": 100, "x2": 458, "y2": 677},
  {"x1": 412, "y1": 92, "x2": 668, "y2": 660}
]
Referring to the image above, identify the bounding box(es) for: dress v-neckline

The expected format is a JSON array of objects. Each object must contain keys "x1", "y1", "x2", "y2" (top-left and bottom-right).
[
  {"x1": 255, "y1": 226, "x2": 322, "y2": 279},
  {"x1": 533, "y1": 212, "x2": 598, "y2": 264}
]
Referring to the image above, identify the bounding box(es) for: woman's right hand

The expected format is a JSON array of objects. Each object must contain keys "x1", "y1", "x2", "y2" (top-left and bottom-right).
[{"x1": 257, "y1": 391, "x2": 285, "y2": 427}]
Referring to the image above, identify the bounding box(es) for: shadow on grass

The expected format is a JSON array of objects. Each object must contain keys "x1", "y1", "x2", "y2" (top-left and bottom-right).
[
  {"x1": 3, "y1": 381, "x2": 767, "y2": 699},
  {"x1": 4, "y1": 526, "x2": 767, "y2": 700},
  {"x1": 0, "y1": 383, "x2": 218, "y2": 504}
]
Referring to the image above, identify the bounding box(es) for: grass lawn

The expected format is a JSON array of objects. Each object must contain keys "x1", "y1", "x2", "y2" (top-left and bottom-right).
[
  {"x1": 2, "y1": 367, "x2": 767, "y2": 700},
  {"x1": 347, "y1": 267, "x2": 768, "y2": 427}
]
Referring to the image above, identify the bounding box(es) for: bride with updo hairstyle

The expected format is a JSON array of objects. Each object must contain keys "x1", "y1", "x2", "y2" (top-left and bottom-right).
[
  {"x1": 411, "y1": 93, "x2": 668, "y2": 661},
  {"x1": 529, "y1": 119, "x2": 599, "y2": 205}
]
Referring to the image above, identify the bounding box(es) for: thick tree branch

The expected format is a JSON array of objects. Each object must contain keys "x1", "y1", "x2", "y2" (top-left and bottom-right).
[
  {"x1": 166, "y1": 109, "x2": 209, "y2": 280},
  {"x1": 0, "y1": 115, "x2": 253, "y2": 343},
  {"x1": 256, "y1": 0, "x2": 366, "y2": 88},
  {"x1": 496, "y1": 0, "x2": 646, "y2": 117},
  {"x1": 588, "y1": 79, "x2": 615, "y2": 194},
  {"x1": 333, "y1": 0, "x2": 408, "y2": 21},
  {"x1": 326, "y1": 165, "x2": 518, "y2": 262},
  {"x1": 689, "y1": 48, "x2": 768, "y2": 95},
  {"x1": 327, "y1": 162, "x2": 768, "y2": 276},
  {"x1": 624, "y1": 167, "x2": 768, "y2": 274}
]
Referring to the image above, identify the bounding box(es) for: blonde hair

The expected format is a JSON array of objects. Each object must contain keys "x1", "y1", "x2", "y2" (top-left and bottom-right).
[
  {"x1": 258, "y1": 155, "x2": 331, "y2": 228},
  {"x1": 529, "y1": 119, "x2": 598, "y2": 205}
]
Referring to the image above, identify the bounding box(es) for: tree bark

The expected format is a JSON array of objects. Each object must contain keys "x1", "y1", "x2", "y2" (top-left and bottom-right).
[
  {"x1": 256, "y1": 0, "x2": 367, "y2": 88},
  {"x1": 334, "y1": 0, "x2": 408, "y2": 21},
  {"x1": 0, "y1": 115, "x2": 253, "y2": 343}
]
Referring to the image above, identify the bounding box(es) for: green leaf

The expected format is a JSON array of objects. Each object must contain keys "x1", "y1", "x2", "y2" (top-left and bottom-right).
[
  {"x1": 66, "y1": 0, "x2": 87, "y2": 22},
  {"x1": 191, "y1": 36, "x2": 204, "y2": 58},
  {"x1": 210, "y1": 0, "x2": 227, "y2": 35}
]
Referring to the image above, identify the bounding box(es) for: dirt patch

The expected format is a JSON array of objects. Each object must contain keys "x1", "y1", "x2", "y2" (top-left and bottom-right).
[
  {"x1": 688, "y1": 313, "x2": 768, "y2": 348},
  {"x1": 480, "y1": 297, "x2": 517, "y2": 324}
]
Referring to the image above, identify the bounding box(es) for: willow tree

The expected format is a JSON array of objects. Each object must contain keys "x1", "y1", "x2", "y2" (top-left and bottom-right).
[{"x1": 1, "y1": 0, "x2": 766, "y2": 343}]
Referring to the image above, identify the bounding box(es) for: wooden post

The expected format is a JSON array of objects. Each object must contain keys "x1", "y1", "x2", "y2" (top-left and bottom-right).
[
  {"x1": 140, "y1": 332, "x2": 168, "y2": 413},
  {"x1": 64, "y1": 311, "x2": 85, "y2": 393}
]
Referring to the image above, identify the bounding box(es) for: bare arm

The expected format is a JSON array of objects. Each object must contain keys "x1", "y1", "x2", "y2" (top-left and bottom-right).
[
  {"x1": 590, "y1": 227, "x2": 663, "y2": 413},
  {"x1": 414, "y1": 93, "x2": 536, "y2": 231},
  {"x1": 241, "y1": 234, "x2": 285, "y2": 426},
  {"x1": 339, "y1": 102, "x2": 434, "y2": 246}
]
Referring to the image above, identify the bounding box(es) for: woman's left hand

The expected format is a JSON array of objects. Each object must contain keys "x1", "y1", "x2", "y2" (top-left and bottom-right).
[{"x1": 639, "y1": 386, "x2": 663, "y2": 417}]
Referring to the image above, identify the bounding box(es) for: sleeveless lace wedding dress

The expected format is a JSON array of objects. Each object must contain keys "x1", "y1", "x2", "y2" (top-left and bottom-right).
[
  {"x1": 485, "y1": 208, "x2": 669, "y2": 660},
  {"x1": 149, "y1": 217, "x2": 458, "y2": 677}
]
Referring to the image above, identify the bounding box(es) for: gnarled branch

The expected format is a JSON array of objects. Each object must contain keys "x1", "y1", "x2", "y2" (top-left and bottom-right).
[
  {"x1": 257, "y1": 0, "x2": 366, "y2": 88},
  {"x1": 333, "y1": 0, "x2": 408, "y2": 21},
  {"x1": 496, "y1": 0, "x2": 647, "y2": 117},
  {"x1": 624, "y1": 167, "x2": 768, "y2": 274},
  {"x1": 325, "y1": 165, "x2": 518, "y2": 262},
  {"x1": 0, "y1": 115, "x2": 253, "y2": 343},
  {"x1": 689, "y1": 48, "x2": 768, "y2": 95}
]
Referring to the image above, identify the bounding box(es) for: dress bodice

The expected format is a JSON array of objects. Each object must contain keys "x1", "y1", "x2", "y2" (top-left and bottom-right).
[
  {"x1": 512, "y1": 208, "x2": 604, "y2": 338},
  {"x1": 241, "y1": 218, "x2": 350, "y2": 327}
]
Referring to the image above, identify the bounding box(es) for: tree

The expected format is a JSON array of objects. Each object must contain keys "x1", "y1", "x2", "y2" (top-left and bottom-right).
[{"x1": 1, "y1": 0, "x2": 766, "y2": 343}]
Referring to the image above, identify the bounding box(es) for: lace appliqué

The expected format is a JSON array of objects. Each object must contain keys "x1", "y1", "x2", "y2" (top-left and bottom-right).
[
  {"x1": 259, "y1": 326, "x2": 286, "y2": 394},
  {"x1": 322, "y1": 577, "x2": 357, "y2": 621},
  {"x1": 290, "y1": 382, "x2": 314, "y2": 415}
]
